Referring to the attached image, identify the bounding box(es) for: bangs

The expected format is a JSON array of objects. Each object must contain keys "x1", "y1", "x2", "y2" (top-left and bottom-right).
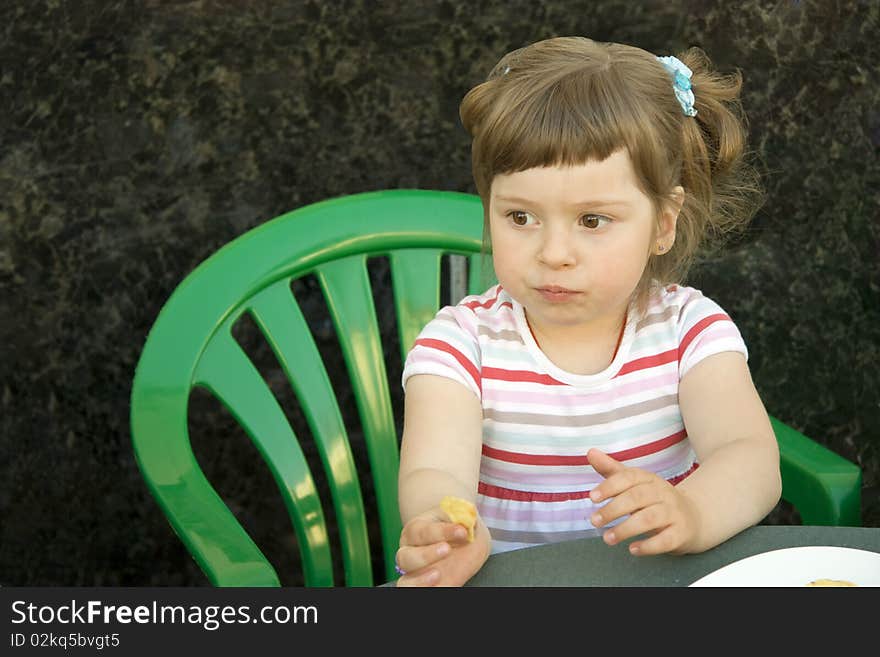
[
  {"x1": 483, "y1": 72, "x2": 639, "y2": 172},
  {"x1": 464, "y1": 46, "x2": 677, "y2": 200}
]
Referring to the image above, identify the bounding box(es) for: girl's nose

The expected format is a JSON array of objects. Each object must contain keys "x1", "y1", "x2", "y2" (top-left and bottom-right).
[{"x1": 538, "y1": 227, "x2": 576, "y2": 268}]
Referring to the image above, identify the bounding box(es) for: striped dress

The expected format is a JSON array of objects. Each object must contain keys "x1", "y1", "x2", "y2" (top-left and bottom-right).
[{"x1": 402, "y1": 283, "x2": 748, "y2": 554}]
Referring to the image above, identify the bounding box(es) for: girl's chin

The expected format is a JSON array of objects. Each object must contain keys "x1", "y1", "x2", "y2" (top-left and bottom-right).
[{"x1": 524, "y1": 306, "x2": 594, "y2": 327}]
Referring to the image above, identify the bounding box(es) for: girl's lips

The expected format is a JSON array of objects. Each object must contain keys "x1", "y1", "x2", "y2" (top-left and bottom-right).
[{"x1": 535, "y1": 286, "x2": 581, "y2": 301}]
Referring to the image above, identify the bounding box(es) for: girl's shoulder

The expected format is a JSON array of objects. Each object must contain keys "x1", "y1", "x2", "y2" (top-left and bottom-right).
[
  {"x1": 651, "y1": 282, "x2": 702, "y2": 304},
  {"x1": 643, "y1": 283, "x2": 736, "y2": 328},
  {"x1": 446, "y1": 284, "x2": 516, "y2": 322},
  {"x1": 423, "y1": 284, "x2": 516, "y2": 341},
  {"x1": 644, "y1": 284, "x2": 747, "y2": 374},
  {"x1": 454, "y1": 284, "x2": 512, "y2": 311}
]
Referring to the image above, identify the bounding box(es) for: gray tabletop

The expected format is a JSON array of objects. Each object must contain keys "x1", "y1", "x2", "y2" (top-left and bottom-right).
[{"x1": 463, "y1": 525, "x2": 880, "y2": 586}]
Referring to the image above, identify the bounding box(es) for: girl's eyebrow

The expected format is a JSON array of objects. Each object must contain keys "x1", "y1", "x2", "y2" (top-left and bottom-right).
[{"x1": 493, "y1": 195, "x2": 631, "y2": 208}]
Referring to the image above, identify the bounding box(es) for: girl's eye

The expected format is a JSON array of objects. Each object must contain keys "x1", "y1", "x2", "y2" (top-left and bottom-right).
[
  {"x1": 509, "y1": 210, "x2": 534, "y2": 226},
  {"x1": 580, "y1": 214, "x2": 609, "y2": 229}
]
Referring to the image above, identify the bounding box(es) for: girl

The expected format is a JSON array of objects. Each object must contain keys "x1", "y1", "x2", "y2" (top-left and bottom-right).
[{"x1": 395, "y1": 36, "x2": 781, "y2": 587}]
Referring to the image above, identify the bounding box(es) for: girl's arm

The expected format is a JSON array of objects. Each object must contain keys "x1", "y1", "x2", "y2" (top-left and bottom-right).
[
  {"x1": 588, "y1": 350, "x2": 782, "y2": 555},
  {"x1": 396, "y1": 373, "x2": 490, "y2": 585},
  {"x1": 673, "y1": 350, "x2": 782, "y2": 551}
]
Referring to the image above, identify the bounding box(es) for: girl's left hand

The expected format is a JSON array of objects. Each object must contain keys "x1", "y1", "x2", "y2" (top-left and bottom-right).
[{"x1": 587, "y1": 448, "x2": 701, "y2": 556}]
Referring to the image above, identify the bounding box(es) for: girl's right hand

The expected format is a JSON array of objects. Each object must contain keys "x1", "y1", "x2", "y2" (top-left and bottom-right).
[{"x1": 395, "y1": 507, "x2": 491, "y2": 587}]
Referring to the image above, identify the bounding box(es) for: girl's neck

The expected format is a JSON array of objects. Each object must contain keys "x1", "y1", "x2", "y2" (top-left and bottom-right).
[{"x1": 524, "y1": 305, "x2": 629, "y2": 376}]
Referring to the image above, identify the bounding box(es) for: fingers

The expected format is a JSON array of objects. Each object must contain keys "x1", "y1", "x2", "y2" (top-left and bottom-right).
[
  {"x1": 588, "y1": 465, "x2": 678, "y2": 549},
  {"x1": 395, "y1": 513, "x2": 478, "y2": 587},
  {"x1": 591, "y1": 478, "x2": 668, "y2": 525},
  {"x1": 627, "y1": 527, "x2": 686, "y2": 556},
  {"x1": 396, "y1": 569, "x2": 440, "y2": 587},
  {"x1": 395, "y1": 541, "x2": 451, "y2": 577},
  {"x1": 590, "y1": 463, "x2": 657, "y2": 507},
  {"x1": 400, "y1": 516, "x2": 469, "y2": 548},
  {"x1": 586, "y1": 448, "x2": 624, "y2": 480},
  {"x1": 588, "y1": 449, "x2": 656, "y2": 506},
  {"x1": 396, "y1": 518, "x2": 492, "y2": 587},
  {"x1": 587, "y1": 451, "x2": 699, "y2": 557},
  {"x1": 589, "y1": 480, "x2": 693, "y2": 555},
  {"x1": 595, "y1": 502, "x2": 670, "y2": 547}
]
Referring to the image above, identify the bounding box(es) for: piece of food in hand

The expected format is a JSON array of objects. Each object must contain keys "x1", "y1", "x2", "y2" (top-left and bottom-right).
[
  {"x1": 440, "y1": 496, "x2": 477, "y2": 542},
  {"x1": 806, "y1": 578, "x2": 858, "y2": 587}
]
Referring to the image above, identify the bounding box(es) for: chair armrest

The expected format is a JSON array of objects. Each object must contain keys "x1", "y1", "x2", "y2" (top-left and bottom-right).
[{"x1": 771, "y1": 415, "x2": 862, "y2": 526}]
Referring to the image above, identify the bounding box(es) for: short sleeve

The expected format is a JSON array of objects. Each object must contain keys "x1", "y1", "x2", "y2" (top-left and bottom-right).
[
  {"x1": 402, "y1": 304, "x2": 482, "y2": 400},
  {"x1": 677, "y1": 291, "x2": 748, "y2": 379}
]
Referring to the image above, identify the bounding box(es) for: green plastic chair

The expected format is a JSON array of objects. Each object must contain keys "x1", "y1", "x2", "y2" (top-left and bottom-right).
[{"x1": 130, "y1": 189, "x2": 862, "y2": 587}]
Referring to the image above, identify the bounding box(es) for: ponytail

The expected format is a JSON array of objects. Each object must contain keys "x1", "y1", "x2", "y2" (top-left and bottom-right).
[{"x1": 676, "y1": 47, "x2": 765, "y2": 262}]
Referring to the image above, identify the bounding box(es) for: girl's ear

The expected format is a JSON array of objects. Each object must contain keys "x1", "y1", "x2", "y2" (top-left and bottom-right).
[{"x1": 657, "y1": 185, "x2": 684, "y2": 245}]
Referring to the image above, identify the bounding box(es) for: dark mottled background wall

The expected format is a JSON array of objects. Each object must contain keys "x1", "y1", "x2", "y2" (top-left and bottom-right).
[{"x1": 1, "y1": 0, "x2": 878, "y2": 586}]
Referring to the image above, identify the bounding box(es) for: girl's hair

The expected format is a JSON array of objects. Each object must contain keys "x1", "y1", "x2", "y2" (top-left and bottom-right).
[{"x1": 459, "y1": 36, "x2": 765, "y2": 308}]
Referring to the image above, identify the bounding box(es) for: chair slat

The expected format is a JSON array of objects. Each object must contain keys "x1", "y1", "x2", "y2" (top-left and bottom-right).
[
  {"x1": 315, "y1": 255, "x2": 402, "y2": 582},
  {"x1": 193, "y1": 329, "x2": 334, "y2": 586},
  {"x1": 390, "y1": 249, "x2": 442, "y2": 364},
  {"x1": 247, "y1": 281, "x2": 374, "y2": 585}
]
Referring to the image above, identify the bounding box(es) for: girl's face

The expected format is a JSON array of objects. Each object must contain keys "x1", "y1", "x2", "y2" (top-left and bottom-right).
[{"x1": 488, "y1": 149, "x2": 679, "y2": 343}]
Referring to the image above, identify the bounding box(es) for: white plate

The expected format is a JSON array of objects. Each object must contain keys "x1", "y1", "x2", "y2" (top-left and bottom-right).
[{"x1": 689, "y1": 546, "x2": 880, "y2": 587}]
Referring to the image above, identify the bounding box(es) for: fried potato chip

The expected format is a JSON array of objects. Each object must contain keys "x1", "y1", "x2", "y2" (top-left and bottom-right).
[
  {"x1": 440, "y1": 496, "x2": 477, "y2": 542},
  {"x1": 806, "y1": 578, "x2": 858, "y2": 587}
]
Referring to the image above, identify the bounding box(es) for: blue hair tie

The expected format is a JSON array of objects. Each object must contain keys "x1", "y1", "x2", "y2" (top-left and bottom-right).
[{"x1": 657, "y1": 55, "x2": 697, "y2": 117}]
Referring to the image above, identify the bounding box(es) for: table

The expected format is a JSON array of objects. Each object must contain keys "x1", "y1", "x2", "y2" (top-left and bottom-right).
[{"x1": 463, "y1": 525, "x2": 880, "y2": 586}]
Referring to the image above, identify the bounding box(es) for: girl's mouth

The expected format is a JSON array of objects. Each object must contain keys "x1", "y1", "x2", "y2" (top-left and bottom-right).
[{"x1": 535, "y1": 286, "x2": 581, "y2": 302}]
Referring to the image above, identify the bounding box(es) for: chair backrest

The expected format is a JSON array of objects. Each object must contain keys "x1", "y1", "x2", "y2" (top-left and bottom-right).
[{"x1": 130, "y1": 190, "x2": 489, "y2": 586}]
